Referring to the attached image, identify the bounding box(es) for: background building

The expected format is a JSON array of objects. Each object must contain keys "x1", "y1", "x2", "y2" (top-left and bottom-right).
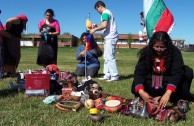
[
  {"x1": 21, "y1": 34, "x2": 193, "y2": 51},
  {"x1": 21, "y1": 34, "x2": 78, "y2": 47}
]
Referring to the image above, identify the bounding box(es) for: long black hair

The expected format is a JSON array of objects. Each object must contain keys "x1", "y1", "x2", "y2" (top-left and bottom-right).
[
  {"x1": 138, "y1": 31, "x2": 174, "y2": 72},
  {"x1": 44, "y1": 9, "x2": 55, "y2": 17}
]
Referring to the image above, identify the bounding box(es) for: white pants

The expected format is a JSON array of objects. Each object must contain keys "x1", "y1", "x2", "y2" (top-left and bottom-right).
[{"x1": 103, "y1": 38, "x2": 119, "y2": 78}]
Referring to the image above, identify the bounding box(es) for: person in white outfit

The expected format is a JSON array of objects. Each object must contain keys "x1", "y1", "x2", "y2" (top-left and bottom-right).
[{"x1": 90, "y1": 1, "x2": 119, "y2": 82}]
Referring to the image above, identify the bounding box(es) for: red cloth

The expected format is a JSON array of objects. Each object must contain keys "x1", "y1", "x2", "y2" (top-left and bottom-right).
[
  {"x1": 166, "y1": 85, "x2": 176, "y2": 92},
  {"x1": 135, "y1": 85, "x2": 144, "y2": 93},
  {"x1": 16, "y1": 14, "x2": 28, "y2": 22},
  {"x1": 46, "y1": 64, "x2": 59, "y2": 74},
  {"x1": 153, "y1": 58, "x2": 165, "y2": 73}
]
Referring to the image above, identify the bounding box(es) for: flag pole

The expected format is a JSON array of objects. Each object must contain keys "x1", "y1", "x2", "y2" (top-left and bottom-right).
[{"x1": 85, "y1": 13, "x2": 90, "y2": 79}]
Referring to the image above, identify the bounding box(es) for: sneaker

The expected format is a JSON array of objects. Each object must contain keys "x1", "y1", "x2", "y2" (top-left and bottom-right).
[
  {"x1": 106, "y1": 77, "x2": 119, "y2": 82},
  {"x1": 98, "y1": 76, "x2": 110, "y2": 80}
]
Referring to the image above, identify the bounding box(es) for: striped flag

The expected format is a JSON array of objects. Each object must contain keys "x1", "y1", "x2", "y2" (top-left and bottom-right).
[
  {"x1": 85, "y1": 19, "x2": 93, "y2": 51},
  {"x1": 144, "y1": 0, "x2": 174, "y2": 38},
  {"x1": 85, "y1": 19, "x2": 97, "y2": 52}
]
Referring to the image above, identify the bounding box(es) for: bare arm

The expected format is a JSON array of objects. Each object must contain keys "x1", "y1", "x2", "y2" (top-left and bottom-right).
[
  {"x1": 77, "y1": 50, "x2": 87, "y2": 60},
  {"x1": 90, "y1": 20, "x2": 108, "y2": 34}
]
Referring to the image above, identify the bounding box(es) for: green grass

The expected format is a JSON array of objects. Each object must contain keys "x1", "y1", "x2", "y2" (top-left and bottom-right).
[{"x1": 1, "y1": 47, "x2": 194, "y2": 126}]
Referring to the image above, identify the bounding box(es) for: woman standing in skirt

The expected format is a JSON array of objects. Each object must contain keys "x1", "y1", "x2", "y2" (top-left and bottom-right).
[
  {"x1": 37, "y1": 9, "x2": 60, "y2": 67},
  {"x1": 0, "y1": 14, "x2": 28, "y2": 76}
]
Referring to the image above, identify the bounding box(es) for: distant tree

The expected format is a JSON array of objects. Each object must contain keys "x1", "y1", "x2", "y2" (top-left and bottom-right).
[
  {"x1": 127, "y1": 33, "x2": 133, "y2": 48},
  {"x1": 63, "y1": 32, "x2": 71, "y2": 35}
]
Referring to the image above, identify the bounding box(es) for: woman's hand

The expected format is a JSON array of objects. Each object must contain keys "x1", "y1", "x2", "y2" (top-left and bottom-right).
[
  {"x1": 80, "y1": 50, "x2": 86, "y2": 56},
  {"x1": 158, "y1": 90, "x2": 172, "y2": 109},
  {"x1": 78, "y1": 50, "x2": 87, "y2": 59},
  {"x1": 92, "y1": 24, "x2": 98, "y2": 29},
  {"x1": 90, "y1": 29, "x2": 96, "y2": 35},
  {"x1": 138, "y1": 89, "x2": 153, "y2": 102}
]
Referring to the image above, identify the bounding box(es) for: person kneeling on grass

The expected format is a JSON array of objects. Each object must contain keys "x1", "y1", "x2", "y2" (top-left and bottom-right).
[
  {"x1": 131, "y1": 31, "x2": 194, "y2": 110},
  {"x1": 75, "y1": 32, "x2": 103, "y2": 78}
]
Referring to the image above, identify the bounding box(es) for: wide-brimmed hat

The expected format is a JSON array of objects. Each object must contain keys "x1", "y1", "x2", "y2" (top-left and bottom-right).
[{"x1": 17, "y1": 14, "x2": 28, "y2": 22}]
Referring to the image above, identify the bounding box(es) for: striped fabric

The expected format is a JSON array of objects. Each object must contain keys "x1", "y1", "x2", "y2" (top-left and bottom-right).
[
  {"x1": 85, "y1": 19, "x2": 93, "y2": 51},
  {"x1": 144, "y1": 0, "x2": 174, "y2": 38}
]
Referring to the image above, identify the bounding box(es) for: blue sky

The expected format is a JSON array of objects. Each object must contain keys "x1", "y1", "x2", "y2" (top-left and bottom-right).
[{"x1": 0, "y1": 0, "x2": 194, "y2": 44}]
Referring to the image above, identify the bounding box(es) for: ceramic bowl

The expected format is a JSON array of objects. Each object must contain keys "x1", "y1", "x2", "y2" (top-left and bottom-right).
[{"x1": 104, "y1": 100, "x2": 122, "y2": 113}]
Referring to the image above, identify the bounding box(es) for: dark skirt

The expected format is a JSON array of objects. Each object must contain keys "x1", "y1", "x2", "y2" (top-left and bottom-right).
[
  {"x1": 37, "y1": 41, "x2": 58, "y2": 67},
  {"x1": 0, "y1": 30, "x2": 20, "y2": 74}
]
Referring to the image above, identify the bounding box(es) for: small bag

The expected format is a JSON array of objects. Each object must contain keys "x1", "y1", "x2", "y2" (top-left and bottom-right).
[
  {"x1": 147, "y1": 96, "x2": 185, "y2": 121},
  {"x1": 147, "y1": 96, "x2": 161, "y2": 115},
  {"x1": 155, "y1": 107, "x2": 185, "y2": 121}
]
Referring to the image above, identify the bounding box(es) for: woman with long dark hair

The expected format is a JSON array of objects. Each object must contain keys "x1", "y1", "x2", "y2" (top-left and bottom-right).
[
  {"x1": 131, "y1": 31, "x2": 194, "y2": 109},
  {"x1": 37, "y1": 9, "x2": 60, "y2": 67},
  {"x1": 75, "y1": 32, "x2": 103, "y2": 78}
]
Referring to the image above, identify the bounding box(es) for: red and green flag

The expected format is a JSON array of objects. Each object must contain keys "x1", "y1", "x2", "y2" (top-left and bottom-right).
[{"x1": 144, "y1": 0, "x2": 174, "y2": 38}]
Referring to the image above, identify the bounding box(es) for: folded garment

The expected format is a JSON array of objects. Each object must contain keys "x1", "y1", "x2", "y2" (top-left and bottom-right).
[
  {"x1": 9, "y1": 80, "x2": 25, "y2": 91},
  {"x1": 43, "y1": 95, "x2": 59, "y2": 104}
]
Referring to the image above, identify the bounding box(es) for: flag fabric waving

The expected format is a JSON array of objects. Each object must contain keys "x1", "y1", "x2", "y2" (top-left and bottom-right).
[
  {"x1": 85, "y1": 19, "x2": 97, "y2": 52},
  {"x1": 85, "y1": 19, "x2": 93, "y2": 51},
  {"x1": 144, "y1": 0, "x2": 174, "y2": 38}
]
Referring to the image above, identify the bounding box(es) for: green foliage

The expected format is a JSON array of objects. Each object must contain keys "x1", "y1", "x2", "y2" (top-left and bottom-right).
[
  {"x1": 63, "y1": 32, "x2": 71, "y2": 35},
  {"x1": 127, "y1": 33, "x2": 133, "y2": 47},
  {"x1": 0, "y1": 47, "x2": 194, "y2": 125}
]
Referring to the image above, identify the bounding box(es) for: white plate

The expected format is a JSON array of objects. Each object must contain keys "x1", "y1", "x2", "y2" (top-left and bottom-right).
[{"x1": 105, "y1": 100, "x2": 121, "y2": 107}]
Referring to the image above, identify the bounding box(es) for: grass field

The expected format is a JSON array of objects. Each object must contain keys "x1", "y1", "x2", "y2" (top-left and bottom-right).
[{"x1": 1, "y1": 47, "x2": 194, "y2": 126}]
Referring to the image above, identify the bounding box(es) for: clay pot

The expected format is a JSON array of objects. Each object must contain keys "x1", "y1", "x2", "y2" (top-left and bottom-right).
[
  {"x1": 89, "y1": 114, "x2": 104, "y2": 122},
  {"x1": 104, "y1": 100, "x2": 122, "y2": 113}
]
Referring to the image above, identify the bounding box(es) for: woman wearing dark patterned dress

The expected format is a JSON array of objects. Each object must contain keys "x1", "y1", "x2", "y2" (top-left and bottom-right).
[
  {"x1": 131, "y1": 31, "x2": 194, "y2": 109},
  {"x1": 37, "y1": 9, "x2": 60, "y2": 67}
]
